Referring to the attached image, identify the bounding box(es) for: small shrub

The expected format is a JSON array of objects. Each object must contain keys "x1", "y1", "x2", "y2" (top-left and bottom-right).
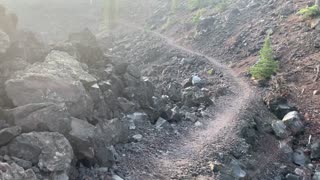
[
  {"x1": 161, "y1": 17, "x2": 175, "y2": 30},
  {"x1": 250, "y1": 36, "x2": 279, "y2": 80},
  {"x1": 214, "y1": 0, "x2": 231, "y2": 12},
  {"x1": 297, "y1": 5, "x2": 320, "y2": 18},
  {"x1": 192, "y1": 8, "x2": 206, "y2": 24}
]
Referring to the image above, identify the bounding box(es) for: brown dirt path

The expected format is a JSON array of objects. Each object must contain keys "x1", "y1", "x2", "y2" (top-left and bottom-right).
[{"x1": 118, "y1": 23, "x2": 253, "y2": 179}]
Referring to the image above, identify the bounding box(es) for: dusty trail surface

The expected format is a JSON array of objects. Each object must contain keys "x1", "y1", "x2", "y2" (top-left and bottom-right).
[{"x1": 115, "y1": 23, "x2": 253, "y2": 179}]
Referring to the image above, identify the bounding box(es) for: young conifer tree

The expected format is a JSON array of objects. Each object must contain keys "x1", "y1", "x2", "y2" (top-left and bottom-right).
[{"x1": 250, "y1": 36, "x2": 279, "y2": 80}]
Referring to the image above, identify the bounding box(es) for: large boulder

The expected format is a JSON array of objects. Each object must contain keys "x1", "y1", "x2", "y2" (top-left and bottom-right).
[
  {"x1": 68, "y1": 28, "x2": 106, "y2": 67},
  {"x1": 68, "y1": 118, "x2": 95, "y2": 161},
  {"x1": 93, "y1": 118, "x2": 129, "y2": 167},
  {"x1": 282, "y1": 111, "x2": 304, "y2": 135},
  {"x1": 182, "y1": 86, "x2": 213, "y2": 107},
  {"x1": 0, "y1": 162, "x2": 37, "y2": 180},
  {"x1": 5, "y1": 51, "x2": 95, "y2": 119},
  {"x1": 0, "y1": 30, "x2": 10, "y2": 54},
  {"x1": 0, "y1": 126, "x2": 21, "y2": 146},
  {"x1": 8, "y1": 132, "x2": 74, "y2": 172},
  {"x1": 6, "y1": 103, "x2": 72, "y2": 135}
]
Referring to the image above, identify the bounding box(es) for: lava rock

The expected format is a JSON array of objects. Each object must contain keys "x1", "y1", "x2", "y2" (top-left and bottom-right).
[
  {"x1": 293, "y1": 150, "x2": 307, "y2": 166},
  {"x1": 68, "y1": 28, "x2": 106, "y2": 67},
  {"x1": 282, "y1": 111, "x2": 304, "y2": 135},
  {"x1": 285, "y1": 173, "x2": 301, "y2": 180},
  {"x1": 126, "y1": 64, "x2": 141, "y2": 79},
  {"x1": 0, "y1": 126, "x2": 21, "y2": 146},
  {"x1": 0, "y1": 162, "x2": 37, "y2": 180},
  {"x1": 8, "y1": 132, "x2": 74, "y2": 172},
  {"x1": 68, "y1": 118, "x2": 95, "y2": 160},
  {"x1": 311, "y1": 141, "x2": 320, "y2": 159},
  {"x1": 5, "y1": 51, "x2": 95, "y2": 119},
  {"x1": 7, "y1": 103, "x2": 72, "y2": 135},
  {"x1": 271, "y1": 120, "x2": 290, "y2": 139},
  {"x1": 93, "y1": 118, "x2": 129, "y2": 167}
]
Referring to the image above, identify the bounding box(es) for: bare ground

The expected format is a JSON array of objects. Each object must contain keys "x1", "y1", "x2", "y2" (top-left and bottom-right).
[{"x1": 114, "y1": 23, "x2": 254, "y2": 180}]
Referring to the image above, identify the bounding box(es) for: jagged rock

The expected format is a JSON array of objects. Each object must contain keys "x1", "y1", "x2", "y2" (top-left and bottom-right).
[
  {"x1": 118, "y1": 97, "x2": 135, "y2": 113},
  {"x1": 313, "y1": 169, "x2": 320, "y2": 180},
  {"x1": 68, "y1": 28, "x2": 106, "y2": 66},
  {"x1": 266, "y1": 97, "x2": 296, "y2": 119},
  {"x1": 5, "y1": 51, "x2": 95, "y2": 119},
  {"x1": 123, "y1": 72, "x2": 140, "y2": 87},
  {"x1": 0, "y1": 126, "x2": 21, "y2": 146},
  {"x1": 7, "y1": 103, "x2": 72, "y2": 135},
  {"x1": 68, "y1": 118, "x2": 95, "y2": 160},
  {"x1": 184, "y1": 112, "x2": 198, "y2": 122},
  {"x1": 87, "y1": 84, "x2": 109, "y2": 120},
  {"x1": 311, "y1": 141, "x2": 320, "y2": 159},
  {"x1": 11, "y1": 156, "x2": 32, "y2": 169},
  {"x1": 112, "y1": 174, "x2": 124, "y2": 180},
  {"x1": 192, "y1": 75, "x2": 202, "y2": 87},
  {"x1": 0, "y1": 162, "x2": 37, "y2": 180},
  {"x1": 182, "y1": 86, "x2": 213, "y2": 107},
  {"x1": 271, "y1": 120, "x2": 289, "y2": 139},
  {"x1": 93, "y1": 118, "x2": 129, "y2": 167},
  {"x1": 293, "y1": 150, "x2": 307, "y2": 166},
  {"x1": 285, "y1": 173, "x2": 301, "y2": 180},
  {"x1": 155, "y1": 117, "x2": 168, "y2": 130},
  {"x1": 181, "y1": 78, "x2": 193, "y2": 88},
  {"x1": 167, "y1": 81, "x2": 182, "y2": 102},
  {"x1": 282, "y1": 111, "x2": 304, "y2": 135},
  {"x1": 113, "y1": 62, "x2": 129, "y2": 75},
  {"x1": 126, "y1": 64, "x2": 141, "y2": 79},
  {"x1": 52, "y1": 42, "x2": 80, "y2": 59},
  {"x1": 8, "y1": 132, "x2": 74, "y2": 172},
  {"x1": 124, "y1": 78, "x2": 155, "y2": 110},
  {"x1": 49, "y1": 171, "x2": 69, "y2": 180},
  {"x1": 0, "y1": 30, "x2": 10, "y2": 54}
]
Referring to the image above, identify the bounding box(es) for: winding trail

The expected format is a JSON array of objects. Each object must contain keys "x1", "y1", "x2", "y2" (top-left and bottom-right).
[{"x1": 119, "y1": 23, "x2": 253, "y2": 179}]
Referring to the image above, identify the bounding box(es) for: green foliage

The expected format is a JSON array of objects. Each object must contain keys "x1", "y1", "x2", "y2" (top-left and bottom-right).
[
  {"x1": 192, "y1": 8, "x2": 206, "y2": 24},
  {"x1": 214, "y1": 0, "x2": 232, "y2": 12},
  {"x1": 161, "y1": 17, "x2": 175, "y2": 30},
  {"x1": 250, "y1": 36, "x2": 279, "y2": 80},
  {"x1": 297, "y1": 5, "x2": 320, "y2": 18},
  {"x1": 188, "y1": 0, "x2": 212, "y2": 10}
]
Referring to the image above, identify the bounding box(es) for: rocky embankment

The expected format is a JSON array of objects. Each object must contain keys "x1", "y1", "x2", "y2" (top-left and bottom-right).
[{"x1": 0, "y1": 5, "x2": 234, "y2": 180}]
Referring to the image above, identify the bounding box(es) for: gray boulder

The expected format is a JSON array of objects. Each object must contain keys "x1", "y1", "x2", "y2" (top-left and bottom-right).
[
  {"x1": 182, "y1": 86, "x2": 213, "y2": 107},
  {"x1": 8, "y1": 132, "x2": 74, "y2": 172},
  {"x1": 0, "y1": 162, "x2": 37, "y2": 180},
  {"x1": 5, "y1": 51, "x2": 95, "y2": 119},
  {"x1": 0, "y1": 30, "x2": 10, "y2": 54},
  {"x1": 167, "y1": 82, "x2": 182, "y2": 102},
  {"x1": 7, "y1": 103, "x2": 72, "y2": 135},
  {"x1": 93, "y1": 119, "x2": 129, "y2": 167},
  {"x1": 126, "y1": 64, "x2": 141, "y2": 79},
  {"x1": 68, "y1": 28, "x2": 106, "y2": 67},
  {"x1": 282, "y1": 111, "x2": 304, "y2": 135},
  {"x1": 0, "y1": 126, "x2": 21, "y2": 146},
  {"x1": 68, "y1": 118, "x2": 95, "y2": 160},
  {"x1": 311, "y1": 141, "x2": 320, "y2": 159},
  {"x1": 271, "y1": 120, "x2": 289, "y2": 139}
]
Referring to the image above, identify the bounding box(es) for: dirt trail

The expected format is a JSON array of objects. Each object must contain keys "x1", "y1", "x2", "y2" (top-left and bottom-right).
[{"x1": 119, "y1": 23, "x2": 253, "y2": 179}]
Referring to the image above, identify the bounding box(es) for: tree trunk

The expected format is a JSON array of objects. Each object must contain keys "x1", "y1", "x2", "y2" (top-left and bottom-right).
[{"x1": 316, "y1": 0, "x2": 320, "y2": 7}]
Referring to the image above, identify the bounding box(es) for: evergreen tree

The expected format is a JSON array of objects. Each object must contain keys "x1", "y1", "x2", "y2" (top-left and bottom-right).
[{"x1": 250, "y1": 36, "x2": 279, "y2": 80}]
